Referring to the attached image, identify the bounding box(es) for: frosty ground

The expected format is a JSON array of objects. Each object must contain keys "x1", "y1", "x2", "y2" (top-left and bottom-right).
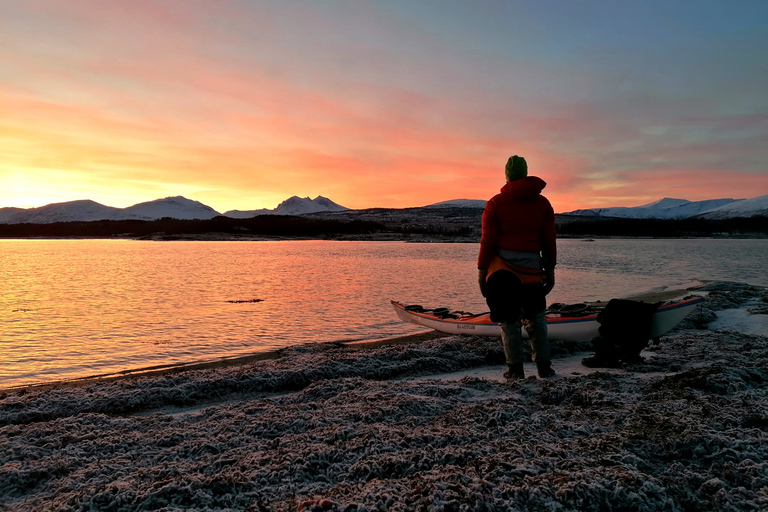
[{"x1": 1, "y1": 284, "x2": 767, "y2": 511}]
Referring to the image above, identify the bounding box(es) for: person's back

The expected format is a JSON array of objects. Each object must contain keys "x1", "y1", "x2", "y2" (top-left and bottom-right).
[
  {"x1": 478, "y1": 176, "x2": 556, "y2": 270},
  {"x1": 477, "y1": 155, "x2": 557, "y2": 379}
]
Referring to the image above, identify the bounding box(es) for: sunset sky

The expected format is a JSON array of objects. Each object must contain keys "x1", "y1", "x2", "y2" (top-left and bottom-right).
[{"x1": 1, "y1": 1, "x2": 767, "y2": 213}]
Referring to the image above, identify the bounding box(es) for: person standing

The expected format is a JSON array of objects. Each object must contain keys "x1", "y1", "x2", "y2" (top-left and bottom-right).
[{"x1": 477, "y1": 155, "x2": 557, "y2": 379}]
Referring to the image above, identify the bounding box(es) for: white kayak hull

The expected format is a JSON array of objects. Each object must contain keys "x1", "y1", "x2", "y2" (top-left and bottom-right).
[{"x1": 391, "y1": 297, "x2": 704, "y2": 342}]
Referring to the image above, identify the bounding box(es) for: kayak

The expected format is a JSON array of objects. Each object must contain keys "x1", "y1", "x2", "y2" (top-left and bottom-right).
[{"x1": 391, "y1": 296, "x2": 705, "y2": 342}]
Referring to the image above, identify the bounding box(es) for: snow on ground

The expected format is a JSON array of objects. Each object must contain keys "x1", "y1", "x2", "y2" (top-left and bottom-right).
[
  {"x1": 1, "y1": 285, "x2": 767, "y2": 511},
  {"x1": 710, "y1": 308, "x2": 768, "y2": 337}
]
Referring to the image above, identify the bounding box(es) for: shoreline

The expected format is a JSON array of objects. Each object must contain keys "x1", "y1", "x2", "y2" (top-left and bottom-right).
[
  {"x1": 1, "y1": 284, "x2": 751, "y2": 395},
  {"x1": 1, "y1": 285, "x2": 767, "y2": 510},
  {"x1": 0, "y1": 330, "x2": 450, "y2": 396}
]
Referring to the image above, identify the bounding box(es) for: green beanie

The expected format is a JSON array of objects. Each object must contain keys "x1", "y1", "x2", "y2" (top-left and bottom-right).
[{"x1": 505, "y1": 155, "x2": 528, "y2": 181}]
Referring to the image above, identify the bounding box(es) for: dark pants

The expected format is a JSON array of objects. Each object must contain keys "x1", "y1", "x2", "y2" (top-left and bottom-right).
[{"x1": 485, "y1": 270, "x2": 550, "y2": 364}]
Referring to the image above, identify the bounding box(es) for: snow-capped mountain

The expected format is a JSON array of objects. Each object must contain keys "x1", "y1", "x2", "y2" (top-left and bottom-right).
[
  {"x1": 429, "y1": 195, "x2": 767, "y2": 219},
  {"x1": 696, "y1": 194, "x2": 768, "y2": 219},
  {"x1": 4, "y1": 193, "x2": 764, "y2": 225},
  {"x1": 223, "y1": 196, "x2": 348, "y2": 218},
  {"x1": 223, "y1": 208, "x2": 273, "y2": 219},
  {"x1": 0, "y1": 200, "x2": 145, "y2": 224},
  {"x1": 563, "y1": 197, "x2": 756, "y2": 219},
  {"x1": 1, "y1": 195, "x2": 349, "y2": 224},
  {"x1": 0, "y1": 207, "x2": 25, "y2": 224},
  {"x1": 123, "y1": 196, "x2": 220, "y2": 221},
  {"x1": 0, "y1": 197, "x2": 221, "y2": 224},
  {"x1": 275, "y1": 195, "x2": 347, "y2": 215},
  {"x1": 425, "y1": 199, "x2": 486, "y2": 209}
]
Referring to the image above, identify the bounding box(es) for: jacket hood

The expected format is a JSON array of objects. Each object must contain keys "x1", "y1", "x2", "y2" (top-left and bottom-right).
[{"x1": 500, "y1": 176, "x2": 547, "y2": 199}]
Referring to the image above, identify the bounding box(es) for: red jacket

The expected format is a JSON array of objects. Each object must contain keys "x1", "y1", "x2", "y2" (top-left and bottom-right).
[{"x1": 477, "y1": 176, "x2": 557, "y2": 270}]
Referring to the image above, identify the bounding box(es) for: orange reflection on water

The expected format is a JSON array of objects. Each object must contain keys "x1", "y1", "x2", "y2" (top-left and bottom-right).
[{"x1": 0, "y1": 239, "x2": 484, "y2": 389}]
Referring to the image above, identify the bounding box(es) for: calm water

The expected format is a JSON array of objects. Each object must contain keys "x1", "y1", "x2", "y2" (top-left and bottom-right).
[{"x1": 2, "y1": 238, "x2": 767, "y2": 388}]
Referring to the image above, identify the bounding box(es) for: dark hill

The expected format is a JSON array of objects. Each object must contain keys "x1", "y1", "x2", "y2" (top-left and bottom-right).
[{"x1": 0, "y1": 207, "x2": 765, "y2": 239}]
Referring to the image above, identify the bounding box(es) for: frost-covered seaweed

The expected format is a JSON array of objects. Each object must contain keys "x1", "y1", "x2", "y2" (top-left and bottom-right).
[
  {"x1": 1, "y1": 287, "x2": 767, "y2": 511},
  {"x1": 0, "y1": 337, "x2": 508, "y2": 426}
]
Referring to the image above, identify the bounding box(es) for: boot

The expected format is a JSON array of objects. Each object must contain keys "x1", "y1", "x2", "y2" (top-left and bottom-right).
[
  {"x1": 582, "y1": 336, "x2": 622, "y2": 368},
  {"x1": 536, "y1": 360, "x2": 555, "y2": 378},
  {"x1": 503, "y1": 363, "x2": 525, "y2": 380}
]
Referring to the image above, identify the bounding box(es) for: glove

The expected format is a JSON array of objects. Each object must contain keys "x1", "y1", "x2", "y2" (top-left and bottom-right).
[
  {"x1": 542, "y1": 268, "x2": 555, "y2": 296},
  {"x1": 478, "y1": 268, "x2": 488, "y2": 297}
]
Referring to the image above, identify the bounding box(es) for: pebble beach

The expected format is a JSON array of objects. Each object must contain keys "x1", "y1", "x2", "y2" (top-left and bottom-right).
[{"x1": 1, "y1": 284, "x2": 767, "y2": 511}]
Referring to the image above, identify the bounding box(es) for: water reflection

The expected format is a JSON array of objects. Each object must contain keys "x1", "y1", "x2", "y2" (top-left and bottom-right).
[{"x1": 1, "y1": 238, "x2": 766, "y2": 388}]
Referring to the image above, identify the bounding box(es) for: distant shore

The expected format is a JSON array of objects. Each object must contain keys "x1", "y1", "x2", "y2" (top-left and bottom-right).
[
  {"x1": 2, "y1": 232, "x2": 767, "y2": 242},
  {"x1": 1, "y1": 209, "x2": 766, "y2": 240}
]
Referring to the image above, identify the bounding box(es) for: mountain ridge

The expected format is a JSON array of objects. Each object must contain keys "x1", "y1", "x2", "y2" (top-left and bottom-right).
[
  {"x1": 224, "y1": 196, "x2": 347, "y2": 218},
  {"x1": 0, "y1": 195, "x2": 349, "y2": 224},
  {"x1": 562, "y1": 196, "x2": 767, "y2": 220},
  {"x1": 1, "y1": 194, "x2": 767, "y2": 225}
]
